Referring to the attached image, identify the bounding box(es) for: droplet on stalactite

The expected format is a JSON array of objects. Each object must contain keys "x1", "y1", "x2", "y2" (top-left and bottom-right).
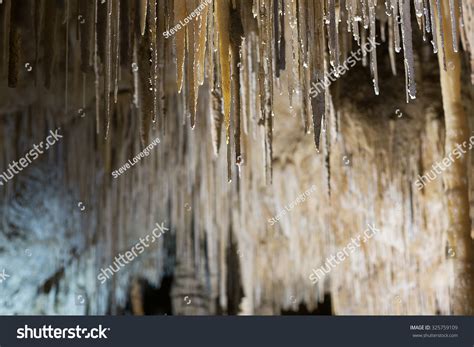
[{"x1": 372, "y1": 79, "x2": 380, "y2": 95}]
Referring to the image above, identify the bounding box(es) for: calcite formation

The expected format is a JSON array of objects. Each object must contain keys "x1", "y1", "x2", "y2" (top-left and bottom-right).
[{"x1": 0, "y1": 0, "x2": 473, "y2": 315}]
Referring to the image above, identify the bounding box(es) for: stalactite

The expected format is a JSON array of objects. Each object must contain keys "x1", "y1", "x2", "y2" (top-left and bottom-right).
[
  {"x1": 140, "y1": 0, "x2": 148, "y2": 36},
  {"x1": 391, "y1": 0, "x2": 401, "y2": 53},
  {"x1": 147, "y1": 0, "x2": 157, "y2": 125},
  {"x1": 174, "y1": 0, "x2": 186, "y2": 92},
  {"x1": 368, "y1": 0, "x2": 379, "y2": 95},
  {"x1": 113, "y1": 0, "x2": 120, "y2": 104},
  {"x1": 399, "y1": 0, "x2": 417, "y2": 101},
  {"x1": 449, "y1": 0, "x2": 458, "y2": 52},
  {"x1": 104, "y1": 0, "x2": 113, "y2": 138},
  {"x1": 194, "y1": 0, "x2": 209, "y2": 126},
  {"x1": 65, "y1": 0, "x2": 70, "y2": 116},
  {"x1": 327, "y1": 0, "x2": 339, "y2": 69},
  {"x1": 388, "y1": 16, "x2": 397, "y2": 75},
  {"x1": 93, "y1": 0, "x2": 100, "y2": 134},
  {"x1": 215, "y1": 0, "x2": 232, "y2": 145},
  {"x1": 297, "y1": 0, "x2": 309, "y2": 133},
  {"x1": 137, "y1": 24, "x2": 153, "y2": 145},
  {"x1": 34, "y1": 0, "x2": 44, "y2": 85},
  {"x1": 230, "y1": 6, "x2": 244, "y2": 170},
  {"x1": 210, "y1": 65, "x2": 224, "y2": 155},
  {"x1": 435, "y1": 0, "x2": 447, "y2": 69},
  {"x1": 310, "y1": 0, "x2": 325, "y2": 151},
  {"x1": 7, "y1": 0, "x2": 22, "y2": 87},
  {"x1": 185, "y1": 0, "x2": 196, "y2": 126},
  {"x1": 156, "y1": 0, "x2": 168, "y2": 128},
  {"x1": 79, "y1": 0, "x2": 94, "y2": 72}
]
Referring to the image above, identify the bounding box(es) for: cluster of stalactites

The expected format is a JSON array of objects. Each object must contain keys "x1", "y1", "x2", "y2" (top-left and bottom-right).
[{"x1": 0, "y1": 0, "x2": 471, "y2": 182}]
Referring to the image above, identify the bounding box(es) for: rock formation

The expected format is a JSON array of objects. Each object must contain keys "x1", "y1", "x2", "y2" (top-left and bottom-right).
[{"x1": 0, "y1": 0, "x2": 473, "y2": 315}]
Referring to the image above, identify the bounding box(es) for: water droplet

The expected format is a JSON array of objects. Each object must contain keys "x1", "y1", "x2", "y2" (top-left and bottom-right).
[
  {"x1": 75, "y1": 294, "x2": 86, "y2": 305},
  {"x1": 447, "y1": 247, "x2": 456, "y2": 258},
  {"x1": 236, "y1": 155, "x2": 244, "y2": 166},
  {"x1": 342, "y1": 155, "x2": 351, "y2": 166}
]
